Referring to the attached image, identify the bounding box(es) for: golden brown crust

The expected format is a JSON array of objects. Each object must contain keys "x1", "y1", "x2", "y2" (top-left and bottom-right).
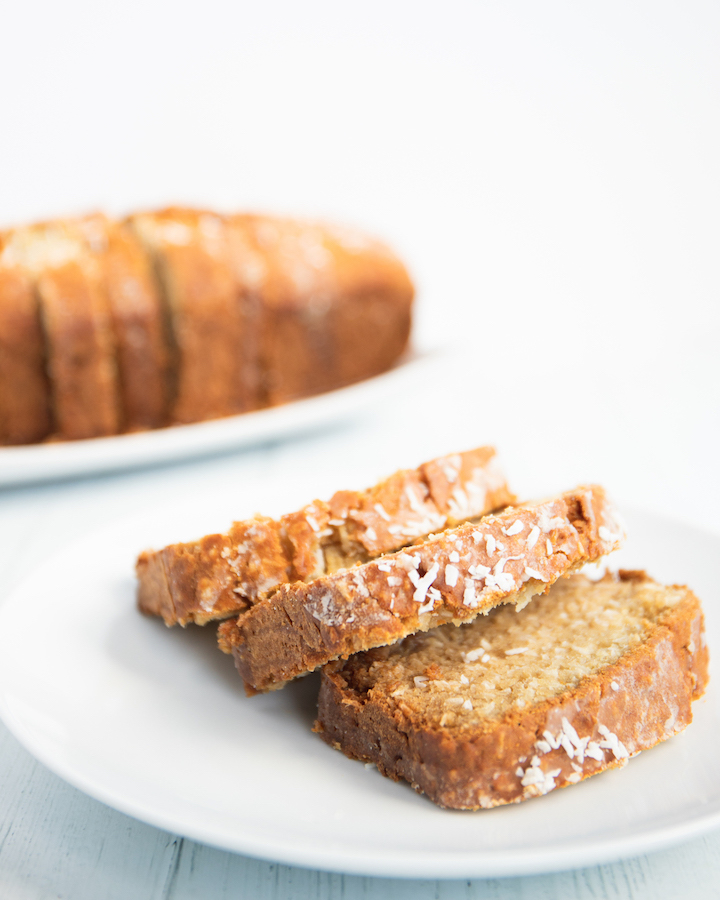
[
  {"x1": 137, "y1": 447, "x2": 514, "y2": 626},
  {"x1": 104, "y1": 223, "x2": 171, "y2": 430},
  {"x1": 223, "y1": 485, "x2": 625, "y2": 693},
  {"x1": 315, "y1": 574, "x2": 709, "y2": 809},
  {"x1": 0, "y1": 238, "x2": 52, "y2": 444}
]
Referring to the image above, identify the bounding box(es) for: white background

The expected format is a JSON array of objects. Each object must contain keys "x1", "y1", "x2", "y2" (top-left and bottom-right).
[
  {"x1": 2, "y1": 0, "x2": 719, "y2": 525},
  {"x1": 1, "y1": 2, "x2": 719, "y2": 897}
]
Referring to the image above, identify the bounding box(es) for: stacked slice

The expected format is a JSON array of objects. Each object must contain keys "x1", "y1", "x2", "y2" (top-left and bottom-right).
[
  {"x1": 218, "y1": 483, "x2": 624, "y2": 692},
  {"x1": 0, "y1": 208, "x2": 414, "y2": 444},
  {"x1": 137, "y1": 446, "x2": 515, "y2": 626},
  {"x1": 136, "y1": 448, "x2": 709, "y2": 809}
]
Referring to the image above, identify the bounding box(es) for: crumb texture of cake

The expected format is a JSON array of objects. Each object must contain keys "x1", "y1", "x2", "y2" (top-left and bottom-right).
[
  {"x1": 315, "y1": 571, "x2": 709, "y2": 809},
  {"x1": 222, "y1": 484, "x2": 625, "y2": 693},
  {"x1": 0, "y1": 208, "x2": 413, "y2": 445},
  {"x1": 137, "y1": 446, "x2": 514, "y2": 626}
]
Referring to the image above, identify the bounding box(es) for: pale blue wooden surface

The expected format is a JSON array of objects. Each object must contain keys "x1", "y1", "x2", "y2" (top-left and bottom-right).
[{"x1": 2, "y1": 720, "x2": 720, "y2": 900}]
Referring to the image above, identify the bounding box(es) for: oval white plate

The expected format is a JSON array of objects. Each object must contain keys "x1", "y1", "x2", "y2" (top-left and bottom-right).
[
  {"x1": 0, "y1": 350, "x2": 435, "y2": 488},
  {"x1": 0, "y1": 500, "x2": 717, "y2": 879}
]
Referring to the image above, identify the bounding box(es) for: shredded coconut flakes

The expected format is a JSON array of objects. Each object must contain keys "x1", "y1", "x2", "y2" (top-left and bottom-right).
[
  {"x1": 374, "y1": 503, "x2": 390, "y2": 521},
  {"x1": 408, "y1": 562, "x2": 440, "y2": 605},
  {"x1": 445, "y1": 564, "x2": 459, "y2": 587},
  {"x1": 526, "y1": 526, "x2": 540, "y2": 549}
]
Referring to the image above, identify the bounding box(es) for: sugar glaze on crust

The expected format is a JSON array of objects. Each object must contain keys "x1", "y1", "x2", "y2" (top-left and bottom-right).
[
  {"x1": 315, "y1": 573, "x2": 709, "y2": 809},
  {"x1": 222, "y1": 485, "x2": 625, "y2": 693}
]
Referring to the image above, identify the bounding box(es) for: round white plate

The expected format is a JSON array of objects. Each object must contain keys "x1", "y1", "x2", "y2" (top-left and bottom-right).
[
  {"x1": 0, "y1": 350, "x2": 435, "y2": 488},
  {"x1": 0, "y1": 500, "x2": 717, "y2": 879}
]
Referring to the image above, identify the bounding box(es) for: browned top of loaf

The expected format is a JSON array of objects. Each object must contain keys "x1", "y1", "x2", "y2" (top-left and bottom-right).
[
  {"x1": 229, "y1": 215, "x2": 414, "y2": 312},
  {"x1": 136, "y1": 446, "x2": 514, "y2": 626},
  {"x1": 316, "y1": 572, "x2": 709, "y2": 809},
  {"x1": 220, "y1": 484, "x2": 625, "y2": 693}
]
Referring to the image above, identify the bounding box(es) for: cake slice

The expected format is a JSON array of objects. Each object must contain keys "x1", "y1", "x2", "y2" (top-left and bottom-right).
[
  {"x1": 104, "y1": 222, "x2": 171, "y2": 431},
  {"x1": 0, "y1": 233, "x2": 52, "y2": 444},
  {"x1": 219, "y1": 485, "x2": 625, "y2": 693},
  {"x1": 137, "y1": 446, "x2": 514, "y2": 626},
  {"x1": 3, "y1": 216, "x2": 121, "y2": 441},
  {"x1": 36, "y1": 215, "x2": 120, "y2": 439},
  {"x1": 315, "y1": 571, "x2": 709, "y2": 809}
]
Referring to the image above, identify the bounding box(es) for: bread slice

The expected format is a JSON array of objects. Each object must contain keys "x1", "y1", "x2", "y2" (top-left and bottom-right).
[
  {"x1": 0, "y1": 233, "x2": 52, "y2": 444},
  {"x1": 228, "y1": 215, "x2": 414, "y2": 406},
  {"x1": 219, "y1": 485, "x2": 625, "y2": 693},
  {"x1": 127, "y1": 208, "x2": 253, "y2": 424},
  {"x1": 104, "y1": 222, "x2": 171, "y2": 430},
  {"x1": 137, "y1": 446, "x2": 514, "y2": 626},
  {"x1": 37, "y1": 215, "x2": 120, "y2": 439},
  {"x1": 315, "y1": 571, "x2": 709, "y2": 809},
  {"x1": 3, "y1": 216, "x2": 121, "y2": 440}
]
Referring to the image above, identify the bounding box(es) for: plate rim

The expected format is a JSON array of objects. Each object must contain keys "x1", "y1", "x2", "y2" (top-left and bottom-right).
[{"x1": 0, "y1": 348, "x2": 437, "y2": 489}]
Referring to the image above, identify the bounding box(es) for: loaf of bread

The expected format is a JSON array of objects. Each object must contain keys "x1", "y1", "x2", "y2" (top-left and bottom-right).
[
  {"x1": 137, "y1": 446, "x2": 515, "y2": 626},
  {"x1": 315, "y1": 571, "x2": 709, "y2": 809},
  {"x1": 0, "y1": 208, "x2": 413, "y2": 444},
  {"x1": 219, "y1": 485, "x2": 625, "y2": 693}
]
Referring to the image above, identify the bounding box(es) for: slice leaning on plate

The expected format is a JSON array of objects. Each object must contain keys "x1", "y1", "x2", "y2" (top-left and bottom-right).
[
  {"x1": 218, "y1": 484, "x2": 625, "y2": 693},
  {"x1": 136, "y1": 446, "x2": 514, "y2": 627},
  {"x1": 314, "y1": 571, "x2": 709, "y2": 809}
]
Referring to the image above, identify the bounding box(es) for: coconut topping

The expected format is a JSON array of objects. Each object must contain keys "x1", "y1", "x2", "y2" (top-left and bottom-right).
[
  {"x1": 408, "y1": 563, "x2": 440, "y2": 605},
  {"x1": 445, "y1": 564, "x2": 459, "y2": 587}
]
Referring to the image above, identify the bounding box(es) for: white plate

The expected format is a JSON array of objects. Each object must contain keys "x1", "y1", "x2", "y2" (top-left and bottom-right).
[
  {"x1": 0, "y1": 499, "x2": 718, "y2": 879},
  {"x1": 0, "y1": 350, "x2": 435, "y2": 488}
]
